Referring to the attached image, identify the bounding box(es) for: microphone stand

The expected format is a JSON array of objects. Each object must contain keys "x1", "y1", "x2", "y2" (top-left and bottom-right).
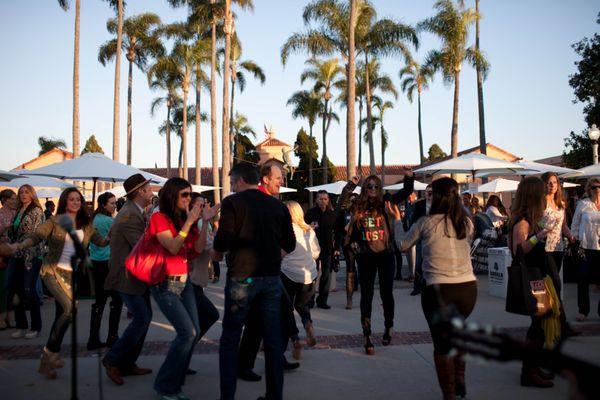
[{"x1": 70, "y1": 253, "x2": 85, "y2": 400}]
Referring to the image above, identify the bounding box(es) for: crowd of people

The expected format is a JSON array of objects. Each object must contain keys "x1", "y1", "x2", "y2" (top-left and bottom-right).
[{"x1": 0, "y1": 164, "x2": 598, "y2": 400}]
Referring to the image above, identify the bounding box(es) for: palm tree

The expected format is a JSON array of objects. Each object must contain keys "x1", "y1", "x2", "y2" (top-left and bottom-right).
[
  {"x1": 231, "y1": 112, "x2": 257, "y2": 163},
  {"x1": 399, "y1": 60, "x2": 434, "y2": 164},
  {"x1": 57, "y1": 0, "x2": 80, "y2": 157},
  {"x1": 107, "y1": 0, "x2": 124, "y2": 162},
  {"x1": 475, "y1": 0, "x2": 487, "y2": 155},
  {"x1": 357, "y1": 16, "x2": 417, "y2": 174},
  {"x1": 347, "y1": 0, "x2": 358, "y2": 179},
  {"x1": 419, "y1": 0, "x2": 488, "y2": 158},
  {"x1": 149, "y1": 64, "x2": 181, "y2": 176},
  {"x1": 227, "y1": 34, "x2": 265, "y2": 165},
  {"x1": 148, "y1": 40, "x2": 209, "y2": 179},
  {"x1": 300, "y1": 58, "x2": 344, "y2": 183},
  {"x1": 99, "y1": 13, "x2": 164, "y2": 165},
  {"x1": 287, "y1": 90, "x2": 321, "y2": 204},
  {"x1": 373, "y1": 97, "x2": 393, "y2": 183}
]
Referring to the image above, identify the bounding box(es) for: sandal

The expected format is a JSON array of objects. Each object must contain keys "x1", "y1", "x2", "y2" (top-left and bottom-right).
[{"x1": 364, "y1": 336, "x2": 375, "y2": 355}]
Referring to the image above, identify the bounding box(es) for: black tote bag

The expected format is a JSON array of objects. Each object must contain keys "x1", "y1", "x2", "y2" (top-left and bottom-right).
[{"x1": 505, "y1": 246, "x2": 545, "y2": 316}]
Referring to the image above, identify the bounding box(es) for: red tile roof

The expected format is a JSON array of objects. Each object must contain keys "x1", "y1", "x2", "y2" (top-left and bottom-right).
[
  {"x1": 334, "y1": 165, "x2": 417, "y2": 181},
  {"x1": 255, "y1": 137, "x2": 292, "y2": 148}
]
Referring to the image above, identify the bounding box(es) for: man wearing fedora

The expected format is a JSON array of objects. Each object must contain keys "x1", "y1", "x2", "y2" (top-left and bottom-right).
[{"x1": 103, "y1": 174, "x2": 154, "y2": 385}]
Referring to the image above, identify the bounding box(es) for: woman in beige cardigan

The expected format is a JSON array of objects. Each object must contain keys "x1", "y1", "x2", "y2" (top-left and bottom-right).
[{"x1": 9, "y1": 187, "x2": 108, "y2": 379}]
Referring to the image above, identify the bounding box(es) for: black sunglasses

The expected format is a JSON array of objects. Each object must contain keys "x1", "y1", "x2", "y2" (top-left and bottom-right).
[
  {"x1": 367, "y1": 184, "x2": 380, "y2": 190},
  {"x1": 180, "y1": 192, "x2": 191, "y2": 198},
  {"x1": 591, "y1": 186, "x2": 600, "y2": 190}
]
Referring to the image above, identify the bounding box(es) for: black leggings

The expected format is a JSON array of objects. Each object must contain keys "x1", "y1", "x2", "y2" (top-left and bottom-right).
[
  {"x1": 90, "y1": 260, "x2": 122, "y2": 314},
  {"x1": 356, "y1": 252, "x2": 395, "y2": 335},
  {"x1": 421, "y1": 281, "x2": 478, "y2": 355},
  {"x1": 577, "y1": 250, "x2": 600, "y2": 317}
]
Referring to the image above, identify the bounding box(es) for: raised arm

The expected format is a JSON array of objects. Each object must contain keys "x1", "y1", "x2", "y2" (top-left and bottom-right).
[{"x1": 390, "y1": 172, "x2": 414, "y2": 205}]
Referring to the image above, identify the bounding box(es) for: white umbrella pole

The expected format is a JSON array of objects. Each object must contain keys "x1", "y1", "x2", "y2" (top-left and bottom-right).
[{"x1": 92, "y1": 177, "x2": 98, "y2": 208}]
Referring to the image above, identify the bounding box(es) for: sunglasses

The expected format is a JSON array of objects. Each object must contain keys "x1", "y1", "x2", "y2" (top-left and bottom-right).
[
  {"x1": 591, "y1": 186, "x2": 600, "y2": 190},
  {"x1": 180, "y1": 192, "x2": 191, "y2": 198},
  {"x1": 367, "y1": 184, "x2": 380, "y2": 190}
]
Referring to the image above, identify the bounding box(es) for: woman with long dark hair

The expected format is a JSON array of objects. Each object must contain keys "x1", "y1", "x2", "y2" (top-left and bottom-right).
[
  {"x1": 87, "y1": 192, "x2": 123, "y2": 350},
  {"x1": 485, "y1": 194, "x2": 508, "y2": 227},
  {"x1": 508, "y1": 177, "x2": 555, "y2": 388},
  {"x1": 148, "y1": 177, "x2": 219, "y2": 399},
  {"x1": 339, "y1": 174, "x2": 412, "y2": 355},
  {"x1": 7, "y1": 184, "x2": 45, "y2": 339},
  {"x1": 390, "y1": 177, "x2": 477, "y2": 399},
  {"x1": 8, "y1": 187, "x2": 109, "y2": 379}
]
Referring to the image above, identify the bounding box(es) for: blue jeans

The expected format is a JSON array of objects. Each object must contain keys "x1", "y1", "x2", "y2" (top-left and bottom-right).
[
  {"x1": 151, "y1": 280, "x2": 200, "y2": 396},
  {"x1": 104, "y1": 292, "x2": 152, "y2": 371},
  {"x1": 7, "y1": 257, "x2": 42, "y2": 331},
  {"x1": 220, "y1": 276, "x2": 283, "y2": 400}
]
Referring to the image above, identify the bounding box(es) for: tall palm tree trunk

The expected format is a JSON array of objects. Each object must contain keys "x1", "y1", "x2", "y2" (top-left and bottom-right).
[
  {"x1": 346, "y1": 0, "x2": 357, "y2": 180},
  {"x1": 364, "y1": 55, "x2": 375, "y2": 174},
  {"x1": 322, "y1": 99, "x2": 329, "y2": 184},
  {"x1": 111, "y1": 0, "x2": 123, "y2": 161},
  {"x1": 308, "y1": 123, "x2": 314, "y2": 207},
  {"x1": 210, "y1": 1, "x2": 220, "y2": 202},
  {"x1": 178, "y1": 132, "x2": 183, "y2": 176},
  {"x1": 417, "y1": 91, "x2": 425, "y2": 164},
  {"x1": 381, "y1": 126, "x2": 385, "y2": 183},
  {"x1": 229, "y1": 78, "x2": 236, "y2": 167},
  {"x1": 476, "y1": 0, "x2": 486, "y2": 155},
  {"x1": 221, "y1": 0, "x2": 232, "y2": 196},
  {"x1": 195, "y1": 66, "x2": 202, "y2": 185},
  {"x1": 451, "y1": 71, "x2": 460, "y2": 158},
  {"x1": 358, "y1": 98, "x2": 363, "y2": 170},
  {"x1": 166, "y1": 104, "x2": 172, "y2": 176},
  {"x1": 182, "y1": 85, "x2": 189, "y2": 180},
  {"x1": 126, "y1": 59, "x2": 133, "y2": 165},
  {"x1": 72, "y1": 0, "x2": 81, "y2": 157}
]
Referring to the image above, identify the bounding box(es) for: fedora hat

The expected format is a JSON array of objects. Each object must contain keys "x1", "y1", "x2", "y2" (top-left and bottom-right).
[{"x1": 124, "y1": 173, "x2": 151, "y2": 197}]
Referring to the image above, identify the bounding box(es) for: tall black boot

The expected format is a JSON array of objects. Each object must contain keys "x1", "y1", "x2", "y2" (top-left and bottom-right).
[
  {"x1": 106, "y1": 302, "x2": 122, "y2": 348},
  {"x1": 87, "y1": 304, "x2": 106, "y2": 351}
]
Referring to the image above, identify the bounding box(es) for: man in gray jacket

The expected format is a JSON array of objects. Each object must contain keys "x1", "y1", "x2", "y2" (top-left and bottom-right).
[{"x1": 102, "y1": 174, "x2": 154, "y2": 385}]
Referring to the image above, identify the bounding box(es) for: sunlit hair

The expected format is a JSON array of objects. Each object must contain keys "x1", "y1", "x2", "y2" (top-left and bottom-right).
[
  {"x1": 585, "y1": 177, "x2": 600, "y2": 198},
  {"x1": 159, "y1": 177, "x2": 192, "y2": 231},
  {"x1": 16, "y1": 184, "x2": 42, "y2": 214},
  {"x1": 285, "y1": 201, "x2": 312, "y2": 232},
  {"x1": 57, "y1": 187, "x2": 91, "y2": 229},
  {"x1": 509, "y1": 177, "x2": 545, "y2": 236},
  {"x1": 429, "y1": 177, "x2": 469, "y2": 240},
  {"x1": 94, "y1": 192, "x2": 116, "y2": 218},
  {"x1": 541, "y1": 172, "x2": 565, "y2": 209},
  {"x1": 353, "y1": 175, "x2": 384, "y2": 219}
]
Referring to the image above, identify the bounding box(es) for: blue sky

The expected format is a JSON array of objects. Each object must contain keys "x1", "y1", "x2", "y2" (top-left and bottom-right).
[{"x1": 0, "y1": 0, "x2": 598, "y2": 170}]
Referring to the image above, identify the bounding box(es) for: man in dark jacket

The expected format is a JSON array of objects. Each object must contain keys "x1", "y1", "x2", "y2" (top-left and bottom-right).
[
  {"x1": 103, "y1": 174, "x2": 154, "y2": 385},
  {"x1": 213, "y1": 163, "x2": 296, "y2": 400}
]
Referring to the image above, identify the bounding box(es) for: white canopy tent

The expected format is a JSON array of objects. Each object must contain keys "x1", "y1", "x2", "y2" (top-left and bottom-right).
[
  {"x1": 561, "y1": 163, "x2": 600, "y2": 179},
  {"x1": 25, "y1": 153, "x2": 167, "y2": 204},
  {"x1": 0, "y1": 170, "x2": 20, "y2": 182},
  {"x1": 305, "y1": 181, "x2": 361, "y2": 195}
]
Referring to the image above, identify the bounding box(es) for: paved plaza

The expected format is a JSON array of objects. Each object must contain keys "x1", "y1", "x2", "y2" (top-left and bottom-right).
[{"x1": 1, "y1": 267, "x2": 599, "y2": 400}]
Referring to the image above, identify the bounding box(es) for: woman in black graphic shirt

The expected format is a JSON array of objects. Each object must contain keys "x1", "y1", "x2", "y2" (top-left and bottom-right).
[{"x1": 339, "y1": 173, "x2": 413, "y2": 355}]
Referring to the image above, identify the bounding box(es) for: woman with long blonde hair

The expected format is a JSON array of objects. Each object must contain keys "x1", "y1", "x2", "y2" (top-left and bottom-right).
[
  {"x1": 7, "y1": 184, "x2": 44, "y2": 340},
  {"x1": 280, "y1": 201, "x2": 321, "y2": 356}
]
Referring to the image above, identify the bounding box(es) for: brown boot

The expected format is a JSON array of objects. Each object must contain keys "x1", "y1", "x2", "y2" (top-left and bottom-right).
[
  {"x1": 292, "y1": 339, "x2": 302, "y2": 360},
  {"x1": 305, "y1": 322, "x2": 317, "y2": 347},
  {"x1": 434, "y1": 354, "x2": 456, "y2": 400},
  {"x1": 38, "y1": 347, "x2": 58, "y2": 379},
  {"x1": 454, "y1": 354, "x2": 466, "y2": 398},
  {"x1": 102, "y1": 358, "x2": 124, "y2": 385},
  {"x1": 47, "y1": 350, "x2": 65, "y2": 369},
  {"x1": 520, "y1": 360, "x2": 553, "y2": 388}
]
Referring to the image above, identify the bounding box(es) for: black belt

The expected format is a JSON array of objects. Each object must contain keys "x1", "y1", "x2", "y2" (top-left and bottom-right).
[{"x1": 165, "y1": 275, "x2": 187, "y2": 282}]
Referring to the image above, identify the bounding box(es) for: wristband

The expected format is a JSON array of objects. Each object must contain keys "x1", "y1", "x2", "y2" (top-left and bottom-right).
[
  {"x1": 528, "y1": 236, "x2": 539, "y2": 246},
  {"x1": 178, "y1": 230, "x2": 188, "y2": 239}
]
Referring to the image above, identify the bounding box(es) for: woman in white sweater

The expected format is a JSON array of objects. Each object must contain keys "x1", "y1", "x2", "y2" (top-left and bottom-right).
[
  {"x1": 281, "y1": 201, "x2": 320, "y2": 358},
  {"x1": 388, "y1": 177, "x2": 477, "y2": 400}
]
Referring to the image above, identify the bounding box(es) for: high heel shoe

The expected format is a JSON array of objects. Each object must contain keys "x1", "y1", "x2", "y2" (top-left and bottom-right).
[
  {"x1": 382, "y1": 328, "x2": 392, "y2": 346},
  {"x1": 364, "y1": 335, "x2": 375, "y2": 355}
]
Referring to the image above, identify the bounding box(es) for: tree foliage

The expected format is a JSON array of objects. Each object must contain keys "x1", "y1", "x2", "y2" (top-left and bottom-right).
[
  {"x1": 81, "y1": 135, "x2": 104, "y2": 154},
  {"x1": 426, "y1": 143, "x2": 447, "y2": 161},
  {"x1": 38, "y1": 136, "x2": 67, "y2": 156},
  {"x1": 562, "y1": 130, "x2": 593, "y2": 169},
  {"x1": 568, "y1": 13, "x2": 600, "y2": 126}
]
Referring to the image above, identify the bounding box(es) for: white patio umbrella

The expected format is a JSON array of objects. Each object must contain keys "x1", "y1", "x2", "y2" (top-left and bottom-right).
[
  {"x1": 560, "y1": 163, "x2": 600, "y2": 179},
  {"x1": 98, "y1": 186, "x2": 127, "y2": 198},
  {"x1": 191, "y1": 184, "x2": 219, "y2": 193},
  {"x1": 279, "y1": 186, "x2": 297, "y2": 194},
  {"x1": 25, "y1": 153, "x2": 166, "y2": 204},
  {"x1": 476, "y1": 178, "x2": 520, "y2": 193},
  {"x1": 414, "y1": 154, "x2": 526, "y2": 177},
  {"x1": 384, "y1": 180, "x2": 428, "y2": 191},
  {"x1": 305, "y1": 180, "x2": 361, "y2": 195},
  {"x1": 35, "y1": 188, "x2": 65, "y2": 199},
  {"x1": 3, "y1": 171, "x2": 76, "y2": 189},
  {"x1": 0, "y1": 170, "x2": 20, "y2": 182},
  {"x1": 476, "y1": 160, "x2": 577, "y2": 178}
]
